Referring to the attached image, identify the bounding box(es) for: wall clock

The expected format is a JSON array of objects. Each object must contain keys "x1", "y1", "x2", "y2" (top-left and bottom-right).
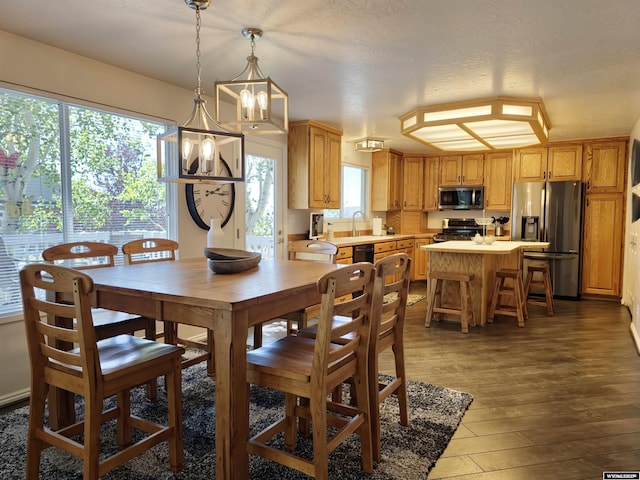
[{"x1": 185, "y1": 157, "x2": 236, "y2": 230}]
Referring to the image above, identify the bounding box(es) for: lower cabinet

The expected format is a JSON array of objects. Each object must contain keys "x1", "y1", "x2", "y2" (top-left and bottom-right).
[
  {"x1": 336, "y1": 246, "x2": 353, "y2": 264},
  {"x1": 581, "y1": 193, "x2": 624, "y2": 296},
  {"x1": 414, "y1": 238, "x2": 432, "y2": 281}
]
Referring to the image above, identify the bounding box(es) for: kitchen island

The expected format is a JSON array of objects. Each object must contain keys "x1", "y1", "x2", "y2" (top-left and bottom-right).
[{"x1": 421, "y1": 240, "x2": 549, "y2": 326}]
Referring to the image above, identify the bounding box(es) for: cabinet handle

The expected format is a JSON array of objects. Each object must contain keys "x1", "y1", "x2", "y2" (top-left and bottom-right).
[{"x1": 549, "y1": 171, "x2": 552, "y2": 179}]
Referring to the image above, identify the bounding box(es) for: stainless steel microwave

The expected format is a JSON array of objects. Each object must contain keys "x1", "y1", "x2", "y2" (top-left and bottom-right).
[{"x1": 438, "y1": 186, "x2": 484, "y2": 210}]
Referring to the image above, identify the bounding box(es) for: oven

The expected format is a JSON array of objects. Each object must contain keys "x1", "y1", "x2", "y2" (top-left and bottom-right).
[{"x1": 433, "y1": 218, "x2": 484, "y2": 242}]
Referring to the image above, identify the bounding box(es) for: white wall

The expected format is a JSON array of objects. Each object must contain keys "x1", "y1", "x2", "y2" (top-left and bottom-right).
[{"x1": 624, "y1": 117, "x2": 640, "y2": 353}]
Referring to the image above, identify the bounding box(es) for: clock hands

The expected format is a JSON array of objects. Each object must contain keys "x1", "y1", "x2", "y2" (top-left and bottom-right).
[{"x1": 203, "y1": 186, "x2": 230, "y2": 197}]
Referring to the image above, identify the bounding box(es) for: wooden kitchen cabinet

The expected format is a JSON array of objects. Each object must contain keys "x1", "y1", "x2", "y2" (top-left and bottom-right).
[
  {"x1": 583, "y1": 139, "x2": 627, "y2": 194},
  {"x1": 423, "y1": 155, "x2": 439, "y2": 211},
  {"x1": 402, "y1": 156, "x2": 423, "y2": 211},
  {"x1": 514, "y1": 144, "x2": 582, "y2": 182},
  {"x1": 439, "y1": 154, "x2": 484, "y2": 186},
  {"x1": 335, "y1": 246, "x2": 353, "y2": 264},
  {"x1": 372, "y1": 149, "x2": 403, "y2": 211},
  {"x1": 414, "y1": 237, "x2": 432, "y2": 281},
  {"x1": 373, "y1": 240, "x2": 397, "y2": 262},
  {"x1": 581, "y1": 193, "x2": 624, "y2": 296},
  {"x1": 484, "y1": 151, "x2": 512, "y2": 211},
  {"x1": 287, "y1": 120, "x2": 342, "y2": 209}
]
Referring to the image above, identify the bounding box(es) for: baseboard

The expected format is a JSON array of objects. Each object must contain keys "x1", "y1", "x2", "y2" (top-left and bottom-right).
[
  {"x1": 630, "y1": 322, "x2": 640, "y2": 355},
  {"x1": 0, "y1": 387, "x2": 29, "y2": 408}
]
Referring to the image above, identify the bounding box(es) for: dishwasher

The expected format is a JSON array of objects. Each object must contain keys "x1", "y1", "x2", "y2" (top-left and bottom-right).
[{"x1": 353, "y1": 244, "x2": 374, "y2": 263}]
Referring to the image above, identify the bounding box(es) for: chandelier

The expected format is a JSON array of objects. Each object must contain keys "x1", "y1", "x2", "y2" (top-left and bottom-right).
[
  {"x1": 157, "y1": 0, "x2": 245, "y2": 183},
  {"x1": 400, "y1": 96, "x2": 550, "y2": 151},
  {"x1": 215, "y1": 27, "x2": 288, "y2": 134}
]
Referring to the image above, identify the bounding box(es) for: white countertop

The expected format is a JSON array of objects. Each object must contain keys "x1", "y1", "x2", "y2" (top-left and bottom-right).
[
  {"x1": 421, "y1": 240, "x2": 549, "y2": 254},
  {"x1": 328, "y1": 234, "x2": 416, "y2": 246}
]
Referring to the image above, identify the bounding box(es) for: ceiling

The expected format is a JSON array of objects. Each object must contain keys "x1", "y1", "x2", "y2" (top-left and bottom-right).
[{"x1": 1, "y1": 0, "x2": 639, "y2": 154}]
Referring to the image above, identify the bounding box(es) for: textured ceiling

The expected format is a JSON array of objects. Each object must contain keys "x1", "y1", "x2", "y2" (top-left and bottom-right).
[{"x1": 0, "y1": 0, "x2": 638, "y2": 153}]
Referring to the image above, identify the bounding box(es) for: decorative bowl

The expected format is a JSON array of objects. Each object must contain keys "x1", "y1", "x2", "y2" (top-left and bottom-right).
[
  {"x1": 475, "y1": 217, "x2": 494, "y2": 226},
  {"x1": 203, "y1": 248, "x2": 261, "y2": 274},
  {"x1": 484, "y1": 235, "x2": 496, "y2": 245}
]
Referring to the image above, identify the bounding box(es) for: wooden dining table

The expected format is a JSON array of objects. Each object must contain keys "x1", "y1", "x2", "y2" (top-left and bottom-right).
[{"x1": 70, "y1": 256, "x2": 341, "y2": 480}]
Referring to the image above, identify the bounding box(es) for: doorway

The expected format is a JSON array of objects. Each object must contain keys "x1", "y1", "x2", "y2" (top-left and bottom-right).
[{"x1": 242, "y1": 139, "x2": 286, "y2": 260}]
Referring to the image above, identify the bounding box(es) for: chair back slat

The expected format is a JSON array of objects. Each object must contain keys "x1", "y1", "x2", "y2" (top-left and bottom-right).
[
  {"x1": 20, "y1": 263, "x2": 99, "y2": 391},
  {"x1": 42, "y1": 241, "x2": 117, "y2": 270},
  {"x1": 122, "y1": 238, "x2": 178, "y2": 265},
  {"x1": 288, "y1": 240, "x2": 338, "y2": 263},
  {"x1": 374, "y1": 254, "x2": 411, "y2": 342}
]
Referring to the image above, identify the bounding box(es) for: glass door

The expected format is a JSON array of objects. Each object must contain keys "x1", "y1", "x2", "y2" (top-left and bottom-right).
[{"x1": 242, "y1": 139, "x2": 286, "y2": 260}]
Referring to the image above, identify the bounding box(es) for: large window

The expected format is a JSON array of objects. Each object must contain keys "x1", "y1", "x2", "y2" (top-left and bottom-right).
[
  {"x1": 324, "y1": 164, "x2": 369, "y2": 219},
  {"x1": 0, "y1": 88, "x2": 171, "y2": 316}
]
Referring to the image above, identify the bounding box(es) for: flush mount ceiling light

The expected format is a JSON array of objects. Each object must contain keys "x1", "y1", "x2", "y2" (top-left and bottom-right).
[
  {"x1": 215, "y1": 27, "x2": 288, "y2": 135},
  {"x1": 157, "y1": 0, "x2": 245, "y2": 184},
  {"x1": 355, "y1": 138, "x2": 385, "y2": 153},
  {"x1": 400, "y1": 96, "x2": 550, "y2": 152}
]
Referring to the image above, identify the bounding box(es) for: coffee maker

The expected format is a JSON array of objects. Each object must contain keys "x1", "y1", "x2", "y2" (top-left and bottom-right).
[{"x1": 521, "y1": 216, "x2": 539, "y2": 241}]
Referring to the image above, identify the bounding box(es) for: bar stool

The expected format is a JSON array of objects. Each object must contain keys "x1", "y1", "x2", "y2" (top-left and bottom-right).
[
  {"x1": 488, "y1": 268, "x2": 528, "y2": 327},
  {"x1": 425, "y1": 271, "x2": 475, "y2": 333},
  {"x1": 524, "y1": 265, "x2": 554, "y2": 315}
]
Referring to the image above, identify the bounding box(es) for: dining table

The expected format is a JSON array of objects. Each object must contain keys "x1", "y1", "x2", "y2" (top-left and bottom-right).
[{"x1": 60, "y1": 256, "x2": 342, "y2": 480}]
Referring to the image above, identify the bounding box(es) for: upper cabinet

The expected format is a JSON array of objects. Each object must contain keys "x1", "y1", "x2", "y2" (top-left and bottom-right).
[
  {"x1": 484, "y1": 151, "x2": 512, "y2": 211},
  {"x1": 423, "y1": 155, "x2": 440, "y2": 211},
  {"x1": 583, "y1": 140, "x2": 627, "y2": 194},
  {"x1": 372, "y1": 149, "x2": 403, "y2": 211},
  {"x1": 439, "y1": 154, "x2": 484, "y2": 186},
  {"x1": 288, "y1": 120, "x2": 342, "y2": 209},
  {"x1": 402, "y1": 155, "x2": 423, "y2": 211},
  {"x1": 514, "y1": 144, "x2": 582, "y2": 182}
]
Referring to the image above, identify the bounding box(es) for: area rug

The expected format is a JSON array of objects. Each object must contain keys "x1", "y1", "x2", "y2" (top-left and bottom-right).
[{"x1": 0, "y1": 364, "x2": 472, "y2": 480}]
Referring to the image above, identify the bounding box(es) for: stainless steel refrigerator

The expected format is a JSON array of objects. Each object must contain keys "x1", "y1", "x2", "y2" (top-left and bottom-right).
[{"x1": 511, "y1": 181, "x2": 583, "y2": 298}]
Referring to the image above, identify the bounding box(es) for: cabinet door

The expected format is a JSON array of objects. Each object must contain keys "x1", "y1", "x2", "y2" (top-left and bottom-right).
[
  {"x1": 308, "y1": 126, "x2": 329, "y2": 208},
  {"x1": 403, "y1": 157, "x2": 423, "y2": 210},
  {"x1": 325, "y1": 131, "x2": 342, "y2": 208},
  {"x1": 423, "y1": 156, "x2": 440, "y2": 211},
  {"x1": 414, "y1": 238, "x2": 431, "y2": 280},
  {"x1": 514, "y1": 147, "x2": 547, "y2": 182},
  {"x1": 461, "y1": 154, "x2": 484, "y2": 185},
  {"x1": 439, "y1": 155, "x2": 462, "y2": 186},
  {"x1": 548, "y1": 144, "x2": 582, "y2": 181},
  {"x1": 583, "y1": 141, "x2": 627, "y2": 193},
  {"x1": 581, "y1": 193, "x2": 624, "y2": 296},
  {"x1": 390, "y1": 152, "x2": 403, "y2": 210},
  {"x1": 484, "y1": 152, "x2": 512, "y2": 211}
]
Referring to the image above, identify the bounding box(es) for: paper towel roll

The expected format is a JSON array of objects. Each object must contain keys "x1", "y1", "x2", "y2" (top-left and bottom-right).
[{"x1": 373, "y1": 217, "x2": 383, "y2": 236}]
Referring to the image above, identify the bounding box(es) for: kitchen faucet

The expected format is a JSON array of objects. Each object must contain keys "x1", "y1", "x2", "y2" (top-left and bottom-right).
[{"x1": 352, "y1": 210, "x2": 364, "y2": 237}]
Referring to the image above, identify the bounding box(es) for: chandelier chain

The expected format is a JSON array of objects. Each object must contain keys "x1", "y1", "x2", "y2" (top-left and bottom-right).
[{"x1": 194, "y1": 6, "x2": 203, "y2": 96}]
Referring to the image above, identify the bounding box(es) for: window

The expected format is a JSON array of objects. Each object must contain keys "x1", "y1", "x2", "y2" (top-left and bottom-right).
[
  {"x1": 0, "y1": 87, "x2": 171, "y2": 316},
  {"x1": 324, "y1": 164, "x2": 368, "y2": 219}
]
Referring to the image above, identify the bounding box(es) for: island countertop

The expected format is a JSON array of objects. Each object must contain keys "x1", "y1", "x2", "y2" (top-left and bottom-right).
[{"x1": 421, "y1": 240, "x2": 549, "y2": 254}]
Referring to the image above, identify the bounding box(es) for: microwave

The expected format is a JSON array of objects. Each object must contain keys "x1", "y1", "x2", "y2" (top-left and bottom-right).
[{"x1": 438, "y1": 186, "x2": 484, "y2": 210}]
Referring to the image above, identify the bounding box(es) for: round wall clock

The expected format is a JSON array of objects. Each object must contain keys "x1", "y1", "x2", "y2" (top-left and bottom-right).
[{"x1": 185, "y1": 157, "x2": 236, "y2": 230}]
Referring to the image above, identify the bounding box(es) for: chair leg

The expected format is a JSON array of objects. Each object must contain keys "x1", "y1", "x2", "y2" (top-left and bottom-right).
[
  {"x1": 166, "y1": 361, "x2": 184, "y2": 473},
  {"x1": 424, "y1": 278, "x2": 440, "y2": 327},
  {"x1": 392, "y1": 341, "x2": 409, "y2": 427},
  {"x1": 544, "y1": 272, "x2": 554, "y2": 316},
  {"x1": 25, "y1": 382, "x2": 48, "y2": 480},
  {"x1": 487, "y1": 276, "x2": 503, "y2": 322},
  {"x1": 206, "y1": 331, "x2": 215, "y2": 376},
  {"x1": 513, "y1": 277, "x2": 526, "y2": 327},
  {"x1": 460, "y1": 281, "x2": 470, "y2": 333},
  {"x1": 352, "y1": 371, "x2": 374, "y2": 475},
  {"x1": 311, "y1": 392, "x2": 330, "y2": 480},
  {"x1": 116, "y1": 390, "x2": 132, "y2": 448},
  {"x1": 83, "y1": 395, "x2": 103, "y2": 480}
]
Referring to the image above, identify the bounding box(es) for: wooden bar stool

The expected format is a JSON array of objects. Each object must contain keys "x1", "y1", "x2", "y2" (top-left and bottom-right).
[
  {"x1": 524, "y1": 265, "x2": 554, "y2": 315},
  {"x1": 425, "y1": 271, "x2": 475, "y2": 333},
  {"x1": 488, "y1": 268, "x2": 528, "y2": 327}
]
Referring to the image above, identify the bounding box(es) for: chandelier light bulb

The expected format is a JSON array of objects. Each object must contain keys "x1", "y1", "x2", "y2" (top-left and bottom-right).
[
  {"x1": 256, "y1": 91, "x2": 268, "y2": 120},
  {"x1": 200, "y1": 137, "x2": 216, "y2": 173},
  {"x1": 240, "y1": 88, "x2": 254, "y2": 119},
  {"x1": 182, "y1": 138, "x2": 193, "y2": 171}
]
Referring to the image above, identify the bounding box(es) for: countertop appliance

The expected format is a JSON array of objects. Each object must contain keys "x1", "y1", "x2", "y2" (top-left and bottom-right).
[
  {"x1": 433, "y1": 218, "x2": 484, "y2": 242},
  {"x1": 511, "y1": 181, "x2": 583, "y2": 298},
  {"x1": 438, "y1": 186, "x2": 484, "y2": 210}
]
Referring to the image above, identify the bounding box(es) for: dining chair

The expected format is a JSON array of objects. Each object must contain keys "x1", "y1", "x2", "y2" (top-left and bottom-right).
[
  {"x1": 298, "y1": 253, "x2": 412, "y2": 462},
  {"x1": 122, "y1": 238, "x2": 214, "y2": 375},
  {"x1": 20, "y1": 263, "x2": 184, "y2": 480},
  {"x1": 252, "y1": 239, "x2": 338, "y2": 349},
  {"x1": 42, "y1": 241, "x2": 158, "y2": 397},
  {"x1": 245, "y1": 262, "x2": 378, "y2": 479}
]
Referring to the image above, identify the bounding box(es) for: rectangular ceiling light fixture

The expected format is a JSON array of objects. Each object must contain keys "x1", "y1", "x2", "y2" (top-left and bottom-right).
[{"x1": 400, "y1": 96, "x2": 550, "y2": 152}]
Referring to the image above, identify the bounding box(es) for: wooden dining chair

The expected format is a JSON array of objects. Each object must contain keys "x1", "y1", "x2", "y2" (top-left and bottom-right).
[
  {"x1": 42, "y1": 241, "x2": 158, "y2": 397},
  {"x1": 122, "y1": 238, "x2": 214, "y2": 375},
  {"x1": 20, "y1": 263, "x2": 184, "y2": 480},
  {"x1": 298, "y1": 253, "x2": 412, "y2": 462},
  {"x1": 246, "y1": 262, "x2": 378, "y2": 479},
  {"x1": 252, "y1": 239, "x2": 338, "y2": 349}
]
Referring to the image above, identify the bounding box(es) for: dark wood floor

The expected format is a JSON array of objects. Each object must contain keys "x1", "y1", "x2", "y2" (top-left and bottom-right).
[{"x1": 383, "y1": 282, "x2": 640, "y2": 480}]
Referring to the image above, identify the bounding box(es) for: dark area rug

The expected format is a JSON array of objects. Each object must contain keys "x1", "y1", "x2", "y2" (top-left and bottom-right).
[{"x1": 0, "y1": 363, "x2": 472, "y2": 479}]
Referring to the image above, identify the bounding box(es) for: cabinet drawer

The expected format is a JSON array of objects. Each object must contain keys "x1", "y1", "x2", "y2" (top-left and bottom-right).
[
  {"x1": 374, "y1": 241, "x2": 396, "y2": 254},
  {"x1": 336, "y1": 247, "x2": 353, "y2": 261},
  {"x1": 396, "y1": 239, "x2": 415, "y2": 249}
]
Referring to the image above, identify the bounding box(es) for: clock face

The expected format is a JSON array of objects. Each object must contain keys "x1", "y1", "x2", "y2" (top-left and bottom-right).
[{"x1": 185, "y1": 157, "x2": 236, "y2": 230}]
